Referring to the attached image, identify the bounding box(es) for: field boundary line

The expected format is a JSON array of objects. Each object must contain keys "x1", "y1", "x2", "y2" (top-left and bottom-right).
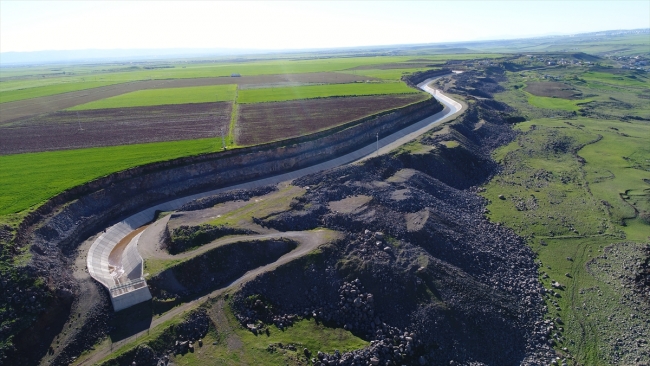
[{"x1": 228, "y1": 86, "x2": 239, "y2": 146}]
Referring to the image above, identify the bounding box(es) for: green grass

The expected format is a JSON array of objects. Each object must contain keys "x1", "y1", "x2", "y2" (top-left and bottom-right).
[
  {"x1": 0, "y1": 138, "x2": 226, "y2": 216},
  {"x1": 0, "y1": 80, "x2": 125, "y2": 104},
  {"x1": 581, "y1": 71, "x2": 650, "y2": 88},
  {"x1": 99, "y1": 298, "x2": 367, "y2": 366},
  {"x1": 526, "y1": 93, "x2": 589, "y2": 111},
  {"x1": 237, "y1": 82, "x2": 419, "y2": 104},
  {"x1": 341, "y1": 67, "x2": 435, "y2": 80},
  {"x1": 482, "y1": 115, "x2": 650, "y2": 364},
  {"x1": 173, "y1": 302, "x2": 367, "y2": 366},
  {"x1": 68, "y1": 84, "x2": 237, "y2": 110}
]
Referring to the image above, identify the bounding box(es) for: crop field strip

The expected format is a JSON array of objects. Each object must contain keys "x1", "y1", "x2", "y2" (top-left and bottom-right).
[
  {"x1": 67, "y1": 84, "x2": 237, "y2": 110},
  {"x1": 236, "y1": 81, "x2": 420, "y2": 104},
  {"x1": 0, "y1": 138, "x2": 225, "y2": 216},
  {"x1": 0, "y1": 72, "x2": 377, "y2": 123},
  {"x1": 236, "y1": 94, "x2": 428, "y2": 145},
  {"x1": 0, "y1": 80, "x2": 127, "y2": 104},
  {"x1": 0, "y1": 102, "x2": 232, "y2": 155}
]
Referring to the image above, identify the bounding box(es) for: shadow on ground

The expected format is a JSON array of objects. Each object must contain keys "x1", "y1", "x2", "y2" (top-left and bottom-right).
[{"x1": 110, "y1": 300, "x2": 153, "y2": 343}]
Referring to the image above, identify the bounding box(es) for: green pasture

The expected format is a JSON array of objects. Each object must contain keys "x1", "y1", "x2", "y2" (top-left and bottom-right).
[
  {"x1": 581, "y1": 71, "x2": 650, "y2": 88},
  {"x1": 483, "y1": 115, "x2": 650, "y2": 364},
  {"x1": 525, "y1": 93, "x2": 589, "y2": 111},
  {"x1": 0, "y1": 138, "x2": 225, "y2": 217},
  {"x1": 67, "y1": 84, "x2": 237, "y2": 110},
  {"x1": 237, "y1": 82, "x2": 419, "y2": 104},
  {"x1": 0, "y1": 80, "x2": 125, "y2": 104}
]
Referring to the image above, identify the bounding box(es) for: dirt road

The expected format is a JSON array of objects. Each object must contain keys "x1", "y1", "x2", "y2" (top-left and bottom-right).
[{"x1": 75, "y1": 228, "x2": 339, "y2": 366}]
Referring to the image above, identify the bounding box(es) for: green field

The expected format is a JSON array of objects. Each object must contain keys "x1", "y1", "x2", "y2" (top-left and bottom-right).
[
  {"x1": 237, "y1": 82, "x2": 418, "y2": 104},
  {"x1": 68, "y1": 84, "x2": 237, "y2": 110},
  {"x1": 0, "y1": 138, "x2": 224, "y2": 217},
  {"x1": 341, "y1": 67, "x2": 434, "y2": 80},
  {"x1": 0, "y1": 54, "x2": 503, "y2": 103},
  {"x1": 483, "y1": 115, "x2": 650, "y2": 364},
  {"x1": 526, "y1": 93, "x2": 589, "y2": 111},
  {"x1": 0, "y1": 80, "x2": 126, "y2": 104}
]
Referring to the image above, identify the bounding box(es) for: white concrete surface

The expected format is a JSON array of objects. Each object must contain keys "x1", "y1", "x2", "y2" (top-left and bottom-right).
[{"x1": 86, "y1": 74, "x2": 462, "y2": 311}]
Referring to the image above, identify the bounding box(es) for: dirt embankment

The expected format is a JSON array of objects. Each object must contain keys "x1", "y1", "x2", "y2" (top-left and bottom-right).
[
  {"x1": 149, "y1": 238, "x2": 297, "y2": 300},
  {"x1": 226, "y1": 73, "x2": 556, "y2": 365},
  {"x1": 230, "y1": 98, "x2": 553, "y2": 365},
  {"x1": 81, "y1": 68, "x2": 555, "y2": 366},
  {"x1": 2, "y1": 74, "x2": 442, "y2": 365}
]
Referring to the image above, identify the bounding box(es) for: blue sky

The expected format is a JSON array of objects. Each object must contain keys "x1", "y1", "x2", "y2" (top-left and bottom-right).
[{"x1": 1, "y1": 1, "x2": 649, "y2": 52}]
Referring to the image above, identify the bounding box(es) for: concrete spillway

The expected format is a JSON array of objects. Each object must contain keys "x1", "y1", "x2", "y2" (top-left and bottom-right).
[{"x1": 86, "y1": 75, "x2": 462, "y2": 311}]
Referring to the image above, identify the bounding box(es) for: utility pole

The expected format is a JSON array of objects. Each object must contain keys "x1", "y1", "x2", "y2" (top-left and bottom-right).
[
  {"x1": 376, "y1": 132, "x2": 379, "y2": 157},
  {"x1": 76, "y1": 112, "x2": 83, "y2": 131}
]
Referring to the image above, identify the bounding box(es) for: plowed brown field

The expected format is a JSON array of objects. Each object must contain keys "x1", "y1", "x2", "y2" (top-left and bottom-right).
[
  {"x1": 0, "y1": 72, "x2": 377, "y2": 124},
  {"x1": 0, "y1": 102, "x2": 231, "y2": 154},
  {"x1": 236, "y1": 94, "x2": 427, "y2": 145}
]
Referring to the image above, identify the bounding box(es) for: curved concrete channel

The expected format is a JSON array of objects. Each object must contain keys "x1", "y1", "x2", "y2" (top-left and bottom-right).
[{"x1": 86, "y1": 75, "x2": 463, "y2": 312}]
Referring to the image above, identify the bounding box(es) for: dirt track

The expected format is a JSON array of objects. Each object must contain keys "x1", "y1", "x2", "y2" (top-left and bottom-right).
[
  {"x1": 75, "y1": 228, "x2": 339, "y2": 366},
  {"x1": 1, "y1": 72, "x2": 377, "y2": 124}
]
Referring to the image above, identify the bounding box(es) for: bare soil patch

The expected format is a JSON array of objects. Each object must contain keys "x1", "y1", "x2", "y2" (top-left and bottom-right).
[
  {"x1": 0, "y1": 73, "x2": 377, "y2": 124},
  {"x1": 525, "y1": 81, "x2": 582, "y2": 99},
  {"x1": 236, "y1": 94, "x2": 427, "y2": 145},
  {"x1": 0, "y1": 102, "x2": 231, "y2": 154},
  {"x1": 328, "y1": 195, "x2": 372, "y2": 214}
]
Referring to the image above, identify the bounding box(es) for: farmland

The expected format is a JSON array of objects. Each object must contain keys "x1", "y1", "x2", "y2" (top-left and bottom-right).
[
  {"x1": 0, "y1": 102, "x2": 232, "y2": 155},
  {"x1": 236, "y1": 82, "x2": 419, "y2": 104},
  {"x1": 68, "y1": 84, "x2": 237, "y2": 110},
  {"x1": 236, "y1": 94, "x2": 427, "y2": 145},
  {"x1": 0, "y1": 80, "x2": 125, "y2": 104},
  {"x1": 0, "y1": 72, "x2": 376, "y2": 123},
  {"x1": 0, "y1": 137, "x2": 224, "y2": 217},
  {"x1": 0, "y1": 53, "x2": 462, "y2": 219}
]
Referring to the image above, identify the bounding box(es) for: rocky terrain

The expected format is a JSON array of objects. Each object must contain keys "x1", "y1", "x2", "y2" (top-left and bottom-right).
[
  {"x1": 225, "y1": 97, "x2": 557, "y2": 364},
  {"x1": 2, "y1": 66, "x2": 608, "y2": 366}
]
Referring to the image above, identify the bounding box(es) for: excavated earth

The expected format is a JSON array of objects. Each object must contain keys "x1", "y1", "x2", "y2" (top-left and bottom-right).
[
  {"x1": 2, "y1": 68, "x2": 566, "y2": 366},
  {"x1": 225, "y1": 94, "x2": 556, "y2": 365}
]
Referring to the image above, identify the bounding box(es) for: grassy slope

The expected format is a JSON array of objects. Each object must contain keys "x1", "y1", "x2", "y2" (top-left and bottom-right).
[
  {"x1": 0, "y1": 138, "x2": 224, "y2": 217},
  {"x1": 236, "y1": 82, "x2": 419, "y2": 104},
  {"x1": 100, "y1": 299, "x2": 367, "y2": 366},
  {"x1": 483, "y1": 66, "x2": 650, "y2": 364},
  {"x1": 67, "y1": 84, "x2": 237, "y2": 110}
]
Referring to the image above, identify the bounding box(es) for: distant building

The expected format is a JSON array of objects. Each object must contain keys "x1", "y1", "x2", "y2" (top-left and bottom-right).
[{"x1": 231, "y1": 73, "x2": 241, "y2": 77}]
